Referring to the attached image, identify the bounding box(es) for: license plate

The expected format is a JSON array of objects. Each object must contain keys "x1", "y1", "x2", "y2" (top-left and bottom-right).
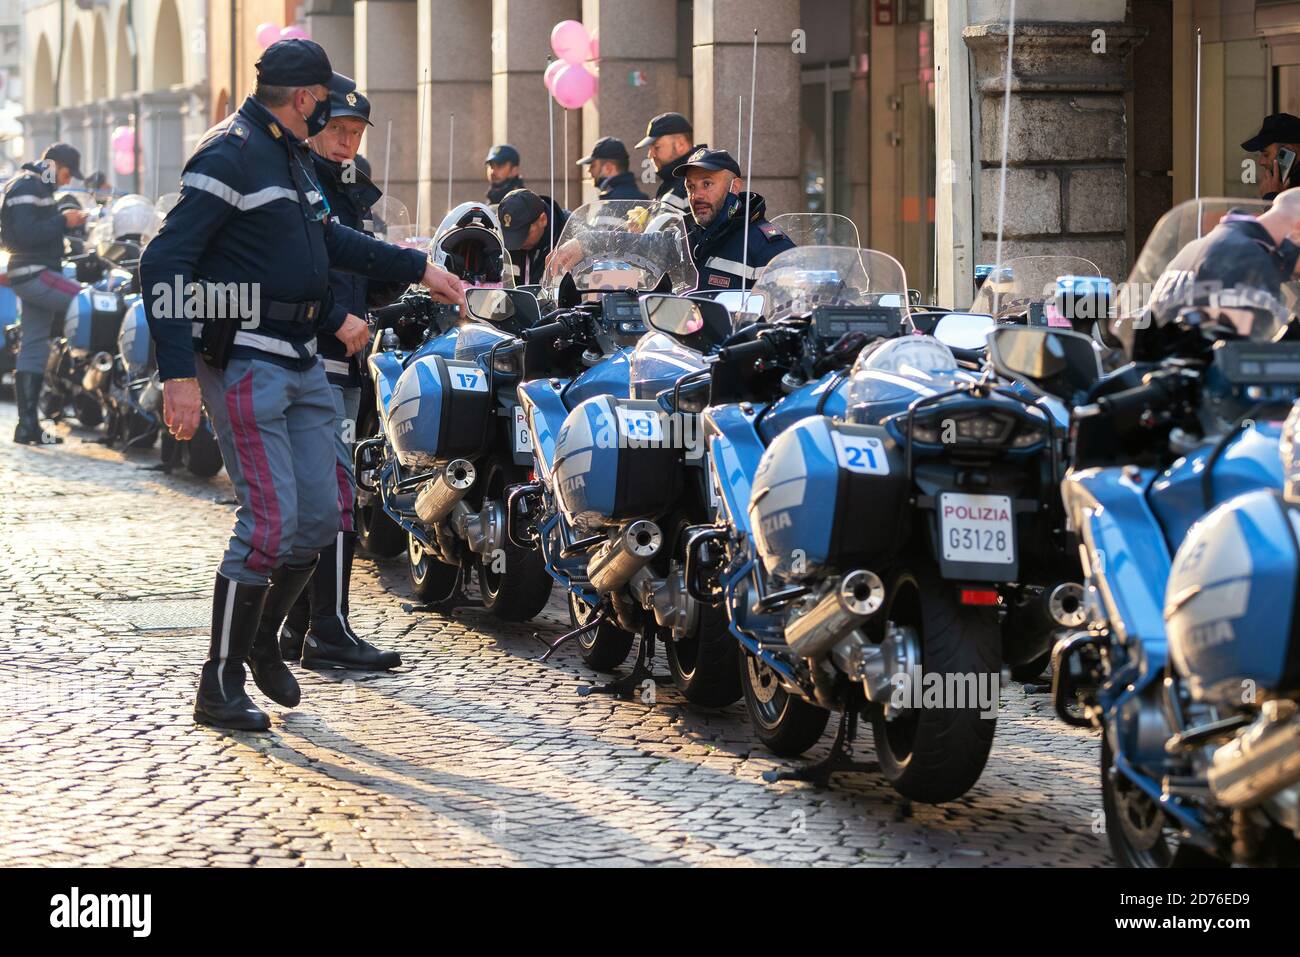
[
  {"x1": 939, "y1": 493, "x2": 1015, "y2": 565},
  {"x1": 512, "y1": 405, "x2": 533, "y2": 453}
]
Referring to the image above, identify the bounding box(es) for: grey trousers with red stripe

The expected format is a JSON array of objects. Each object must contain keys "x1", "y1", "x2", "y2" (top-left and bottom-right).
[
  {"x1": 10, "y1": 268, "x2": 81, "y2": 374},
  {"x1": 196, "y1": 355, "x2": 339, "y2": 586}
]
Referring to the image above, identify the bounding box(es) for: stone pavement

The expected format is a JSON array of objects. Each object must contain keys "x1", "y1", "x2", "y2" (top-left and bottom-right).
[{"x1": 0, "y1": 401, "x2": 1112, "y2": 867}]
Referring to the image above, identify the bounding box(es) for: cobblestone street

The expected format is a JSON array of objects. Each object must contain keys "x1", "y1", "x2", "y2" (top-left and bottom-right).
[{"x1": 0, "y1": 402, "x2": 1112, "y2": 867}]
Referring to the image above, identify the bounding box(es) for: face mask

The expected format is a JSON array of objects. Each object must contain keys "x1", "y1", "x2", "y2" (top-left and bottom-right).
[{"x1": 300, "y1": 91, "x2": 331, "y2": 137}]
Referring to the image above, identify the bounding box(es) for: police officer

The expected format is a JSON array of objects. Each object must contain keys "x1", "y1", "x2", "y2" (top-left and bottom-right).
[
  {"x1": 268, "y1": 75, "x2": 404, "y2": 673},
  {"x1": 485, "y1": 144, "x2": 525, "y2": 205},
  {"x1": 1242, "y1": 113, "x2": 1300, "y2": 200},
  {"x1": 635, "y1": 112, "x2": 699, "y2": 214},
  {"x1": 674, "y1": 147, "x2": 794, "y2": 290},
  {"x1": 577, "y1": 137, "x2": 647, "y2": 201},
  {"x1": 499, "y1": 188, "x2": 569, "y2": 286},
  {"x1": 140, "y1": 39, "x2": 465, "y2": 732},
  {"x1": 0, "y1": 143, "x2": 89, "y2": 445}
]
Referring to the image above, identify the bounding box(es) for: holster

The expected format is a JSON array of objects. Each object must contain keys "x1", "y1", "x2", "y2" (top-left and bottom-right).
[{"x1": 196, "y1": 281, "x2": 242, "y2": 371}]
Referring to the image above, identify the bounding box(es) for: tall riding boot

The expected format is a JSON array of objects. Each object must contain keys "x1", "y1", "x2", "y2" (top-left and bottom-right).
[
  {"x1": 194, "y1": 573, "x2": 271, "y2": 731},
  {"x1": 13, "y1": 371, "x2": 61, "y2": 445},
  {"x1": 302, "y1": 531, "x2": 402, "y2": 671},
  {"x1": 246, "y1": 561, "x2": 314, "y2": 707},
  {"x1": 279, "y1": 588, "x2": 310, "y2": 662}
]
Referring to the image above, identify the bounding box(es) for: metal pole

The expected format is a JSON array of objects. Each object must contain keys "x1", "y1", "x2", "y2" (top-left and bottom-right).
[
  {"x1": 447, "y1": 113, "x2": 454, "y2": 215},
  {"x1": 383, "y1": 119, "x2": 392, "y2": 197},
  {"x1": 992, "y1": 0, "x2": 1017, "y2": 294},
  {"x1": 548, "y1": 61, "x2": 556, "y2": 255},
  {"x1": 1194, "y1": 27, "x2": 1202, "y2": 201},
  {"x1": 415, "y1": 68, "x2": 428, "y2": 235},
  {"x1": 740, "y1": 29, "x2": 758, "y2": 303}
]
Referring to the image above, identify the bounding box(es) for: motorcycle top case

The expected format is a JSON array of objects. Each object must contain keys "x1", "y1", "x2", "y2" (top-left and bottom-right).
[
  {"x1": 116, "y1": 297, "x2": 152, "y2": 376},
  {"x1": 750, "y1": 415, "x2": 907, "y2": 582},
  {"x1": 384, "y1": 354, "x2": 493, "y2": 471},
  {"x1": 552, "y1": 395, "x2": 684, "y2": 533},
  {"x1": 64, "y1": 286, "x2": 123, "y2": 357},
  {"x1": 1165, "y1": 489, "x2": 1300, "y2": 705}
]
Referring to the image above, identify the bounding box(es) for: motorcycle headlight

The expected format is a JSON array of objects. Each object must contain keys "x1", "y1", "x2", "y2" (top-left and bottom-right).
[
  {"x1": 491, "y1": 348, "x2": 521, "y2": 376},
  {"x1": 1009, "y1": 422, "x2": 1048, "y2": 448},
  {"x1": 903, "y1": 419, "x2": 943, "y2": 444}
]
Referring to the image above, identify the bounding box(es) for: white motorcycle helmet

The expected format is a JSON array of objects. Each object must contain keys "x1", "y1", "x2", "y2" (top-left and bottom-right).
[
  {"x1": 430, "y1": 202, "x2": 513, "y2": 289},
  {"x1": 110, "y1": 194, "x2": 160, "y2": 244}
]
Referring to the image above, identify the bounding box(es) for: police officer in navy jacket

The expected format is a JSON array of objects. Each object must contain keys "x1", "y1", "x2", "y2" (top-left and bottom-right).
[
  {"x1": 577, "y1": 137, "x2": 648, "y2": 201},
  {"x1": 140, "y1": 39, "x2": 465, "y2": 731}
]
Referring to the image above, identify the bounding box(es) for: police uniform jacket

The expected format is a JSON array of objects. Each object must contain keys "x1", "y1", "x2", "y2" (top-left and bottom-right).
[
  {"x1": 506, "y1": 196, "x2": 570, "y2": 287},
  {"x1": 140, "y1": 96, "x2": 427, "y2": 381},
  {"x1": 654, "y1": 146, "x2": 703, "y2": 215},
  {"x1": 0, "y1": 163, "x2": 68, "y2": 273},
  {"x1": 598, "y1": 171, "x2": 649, "y2": 201},
  {"x1": 487, "y1": 175, "x2": 525, "y2": 206},
  {"x1": 689, "y1": 192, "x2": 794, "y2": 290}
]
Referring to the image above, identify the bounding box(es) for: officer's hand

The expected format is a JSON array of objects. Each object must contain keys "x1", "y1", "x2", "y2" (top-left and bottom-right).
[
  {"x1": 62, "y1": 208, "x2": 88, "y2": 229},
  {"x1": 421, "y1": 263, "x2": 467, "y2": 309},
  {"x1": 1262, "y1": 159, "x2": 1284, "y2": 198},
  {"x1": 335, "y1": 313, "x2": 371, "y2": 356},
  {"x1": 163, "y1": 378, "x2": 203, "y2": 442}
]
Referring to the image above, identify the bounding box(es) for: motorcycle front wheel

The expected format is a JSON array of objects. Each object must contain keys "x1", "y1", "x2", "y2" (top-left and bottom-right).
[
  {"x1": 870, "y1": 562, "x2": 1001, "y2": 804},
  {"x1": 739, "y1": 651, "x2": 829, "y2": 756},
  {"x1": 477, "y1": 455, "x2": 553, "y2": 621},
  {"x1": 663, "y1": 516, "x2": 741, "y2": 707},
  {"x1": 407, "y1": 532, "x2": 462, "y2": 605},
  {"x1": 569, "y1": 592, "x2": 634, "y2": 672}
]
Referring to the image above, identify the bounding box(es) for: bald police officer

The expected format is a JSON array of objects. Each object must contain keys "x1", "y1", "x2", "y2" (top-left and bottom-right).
[{"x1": 140, "y1": 39, "x2": 464, "y2": 731}]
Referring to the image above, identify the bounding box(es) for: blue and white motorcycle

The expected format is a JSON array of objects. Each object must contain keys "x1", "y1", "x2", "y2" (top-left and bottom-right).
[{"x1": 1012, "y1": 197, "x2": 1300, "y2": 865}]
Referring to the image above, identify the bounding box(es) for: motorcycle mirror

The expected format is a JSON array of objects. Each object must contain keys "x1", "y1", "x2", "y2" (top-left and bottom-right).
[
  {"x1": 557, "y1": 272, "x2": 581, "y2": 309},
  {"x1": 641, "y1": 295, "x2": 731, "y2": 348},
  {"x1": 988, "y1": 326, "x2": 1102, "y2": 399},
  {"x1": 464, "y1": 287, "x2": 541, "y2": 332},
  {"x1": 933, "y1": 312, "x2": 997, "y2": 353}
]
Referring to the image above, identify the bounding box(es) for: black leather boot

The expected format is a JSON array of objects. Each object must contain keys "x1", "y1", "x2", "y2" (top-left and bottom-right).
[
  {"x1": 247, "y1": 561, "x2": 314, "y2": 706},
  {"x1": 279, "y1": 588, "x2": 309, "y2": 662},
  {"x1": 12, "y1": 372, "x2": 61, "y2": 445},
  {"x1": 194, "y1": 573, "x2": 271, "y2": 731},
  {"x1": 302, "y1": 532, "x2": 402, "y2": 671}
]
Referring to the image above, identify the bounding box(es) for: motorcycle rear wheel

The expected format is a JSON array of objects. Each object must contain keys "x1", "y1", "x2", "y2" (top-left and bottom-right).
[
  {"x1": 739, "y1": 652, "x2": 829, "y2": 756},
  {"x1": 477, "y1": 456, "x2": 553, "y2": 621},
  {"x1": 407, "y1": 533, "x2": 462, "y2": 605},
  {"x1": 870, "y1": 563, "x2": 1000, "y2": 804},
  {"x1": 570, "y1": 592, "x2": 634, "y2": 672}
]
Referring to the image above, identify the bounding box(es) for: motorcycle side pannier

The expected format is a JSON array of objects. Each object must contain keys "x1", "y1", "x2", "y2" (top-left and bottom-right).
[
  {"x1": 65, "y1": 288, "x2": 123, "y2": 357},
  {"x1": 750, "y1": 415, "x2": 907, "y2": 582},
  {"x1": 385, "y1": 354, "x2": 493, "y2": 471},
  {"x1": 116, "y1": 298, "x2": 153, "y2": 376},
  {"x1": 553, "y1": 395, "x2": 684, "y2": 533}
]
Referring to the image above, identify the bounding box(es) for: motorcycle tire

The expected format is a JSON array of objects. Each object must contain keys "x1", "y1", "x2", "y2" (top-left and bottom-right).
[
  {"x1": 73, "y1": 393, "x2": 103, "y2": 428},
  {"x1": 1101, "y1": 735, "x2": 1225, "y2": 868},
  {"x1": 407, "y1": 532, "x2": 462, "y2": 605},
  {"x1": 662, "y1": 516, "x2": 740, "y2": 707},
  {"x1": 477, "y1": 456, "x2": 553, "y2": 622},
  {"x1": 185, "y1": 429, "x2": 224, "y2": 478},
  {"x1": 870, "y1": 562, "x2": 1001, "y2": 804},
  {"x1": 354, "y1": 402, "x2": 407, "y2": 558},
  {"x1": 739, "y1": 651, "x2": 830, "y2": 756},
  {"x1": 570, "y1": 592, "x2": 634, "y2": 672},
  {"x1": 1010, "y1": 649, "x2": 1052, "y2": 684}
]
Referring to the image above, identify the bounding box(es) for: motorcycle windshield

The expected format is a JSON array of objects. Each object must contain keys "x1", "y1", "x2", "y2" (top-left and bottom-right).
[
  {"x1": 1116, "y1": 197, "x2": 1287, "y2": 344},
  {"x1": 539, "y1": 200, "x2": 696, "y2": 301},
  {"x1": 156, "y1": 192, "x2": 181, "y2": 219},
  {"x1": 453, "y1": 321, "x2": 516, "y2": 362},
  {"x1": 747, "y1": 245, "x2": 908, "y2": 330},
  {"x1": 629, "y1": 331, "x2": 709, "y2": 393},
  {"x1": 844, "y1": 334, "x2": 961, "y2": 407},
  {"x1": 370, "y1": 196, "x2": 423, "y2": 247},
  {"x1": 969, "y1": 256, "x2": 1100, "y2": 319},
  {"x1": 769, "y1": 212, "x2": 861, "y2": 248}
]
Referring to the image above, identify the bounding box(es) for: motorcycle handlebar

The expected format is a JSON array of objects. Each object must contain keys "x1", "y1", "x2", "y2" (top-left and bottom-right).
[
  {"x1": 1096, "y1": 373, "x2": 1179, "y2": 417},
  {"x1": 717, "y1": 337, "x2": 775, "y2": 363},
  {"x1": 521, "y1": 319, "x2": 570, "y2": 342},
  {"x1": 370, "y1": 298, "x2": 425, "y2": 328}
]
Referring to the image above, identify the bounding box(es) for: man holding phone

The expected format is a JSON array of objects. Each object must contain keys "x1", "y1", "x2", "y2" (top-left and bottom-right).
[{"x1": 1243, "y1": 113, "x2": 1300, "y2": 200}]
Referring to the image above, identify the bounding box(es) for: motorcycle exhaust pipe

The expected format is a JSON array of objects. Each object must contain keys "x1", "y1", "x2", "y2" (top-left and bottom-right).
[
  {"x1": 413, "y1": 459, "x2": 476, "y2": 525},
  {"x1": 81, "y1": 351, "x2": 114, "y2": 393},
  {"x1": 786, "y1": 569, "x2": 885, "y2": 660},
  {"x1": 1047, "y1": 581, "x2": 1086, "y2": 628},
  {"x1": 1208, "y1": 703, "x2": 1300, "y2": 809},
  {"x1": 138, "y1": 377, "x2": 163, "y2": 413},
  {"x1": 588, "y1": 520, "x2": 662, "y2": 595}
]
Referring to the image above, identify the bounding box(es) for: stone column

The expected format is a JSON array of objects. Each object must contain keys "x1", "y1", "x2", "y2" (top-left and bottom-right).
[
  {"x1": 964, "y1": 2, "x2": 1143, "y2": 282},
  {"x1": 416, "y1": 0, "x2": 493, "y2": 220},
  {"x1": 138, "y1": 90, "x2": 189, "y2": 199},
  {"x1": 580, "y1": 0, "x2": 678, "y2": 206},
  {"x1": 57, "y1": 107, "x2": 88, "y2": 159},
  {"x1": 304, "y1": 0, "x2": 357, "y2": 78},
  {"x1": 18, "y1": 111, "x2": 59, "y2": 158},
  {"x1": 492, "y1": 0, "x2": 582, "y2": 211},
  {"x1": 692, "y1": 0, "x2": 801, "y2": 216},
  {"x1": 355, "y1": 0, "x2": 420, "y2": 221},
  {"x1": 80, "y1": 104, "x2": 107, "y2": 187}
]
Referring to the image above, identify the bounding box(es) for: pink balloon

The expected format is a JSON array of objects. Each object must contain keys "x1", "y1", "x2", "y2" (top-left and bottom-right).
[
  {"x1": 552, "y1": 63, "x2": 596, "y2": 110},
  {"x1": 113, "y1": 149, "x2": 134, "y2": 176},
  {"x1": 543, "y1": 59, "x2": 565, "y2": 93},
  {"x1": 279, "y1": 25, "x2": 310, "y2": 41},
  {"x1": 589, "y1": 29, "x2": 599, "y2": 62},
  {"x1": 255, "y1": 22, "x2": 280, "y2": 48},
  {"x1": 110, "y1": 125, "x2": 134, "y2": 153},
  {"x1": 550, "y1": 20, "x2": 590, "y2": 65}
]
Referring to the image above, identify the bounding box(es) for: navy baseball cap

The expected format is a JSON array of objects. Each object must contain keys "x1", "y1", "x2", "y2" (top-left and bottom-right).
[
  {"x1": 636, "y1": 112, "x2": 692, "y2": 149},
  {"x1": 673, "y1": 146, "x2": 741, "y2": 179},
  {"x1": 255, "y1": 38, "x2": 333, "y2": 88},
  {"x1": 327, "y1": 73, "x2": 373, "y2": 126},
  {"x1": 497, "y1": 189, "x2": 547, "y2": 248},
  {"x1": 41, "y1": 143, "x2": 84, "y2": 180},
  {"x1": 1242, "y1": 113, "x2": 1300, "y2": 152},
  {"x1": 577, "y1": 136, "x2": 629, "y2": 166},
  {"x1": 486, "y1": 144, "x2": 521, "y2": 166}
]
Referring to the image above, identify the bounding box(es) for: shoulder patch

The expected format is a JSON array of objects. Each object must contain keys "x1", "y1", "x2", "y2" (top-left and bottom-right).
[
  {"x1": 224, "y1": 121, "x2": 251, "y2": 147},
  {"x1": 759, "y1": 222, "x2": 784, "y2": 241}
]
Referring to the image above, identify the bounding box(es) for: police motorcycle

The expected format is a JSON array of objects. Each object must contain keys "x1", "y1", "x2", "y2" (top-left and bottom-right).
[
  {"x1": 355, "y1": 202, "x2": 559, "y2": 618},
  {"x1": 504, "y1": 200, "x2": 728, "y2": 695},
  {"x1": 1013, "y1": 197, "x2": 1300, "y2": 866},
  {"x1": 40, "y1": 194, "x2": 153, "y2": 430},
  {"x1": 699, "y1": 245, "x2": 1068, "y2": 803}
]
